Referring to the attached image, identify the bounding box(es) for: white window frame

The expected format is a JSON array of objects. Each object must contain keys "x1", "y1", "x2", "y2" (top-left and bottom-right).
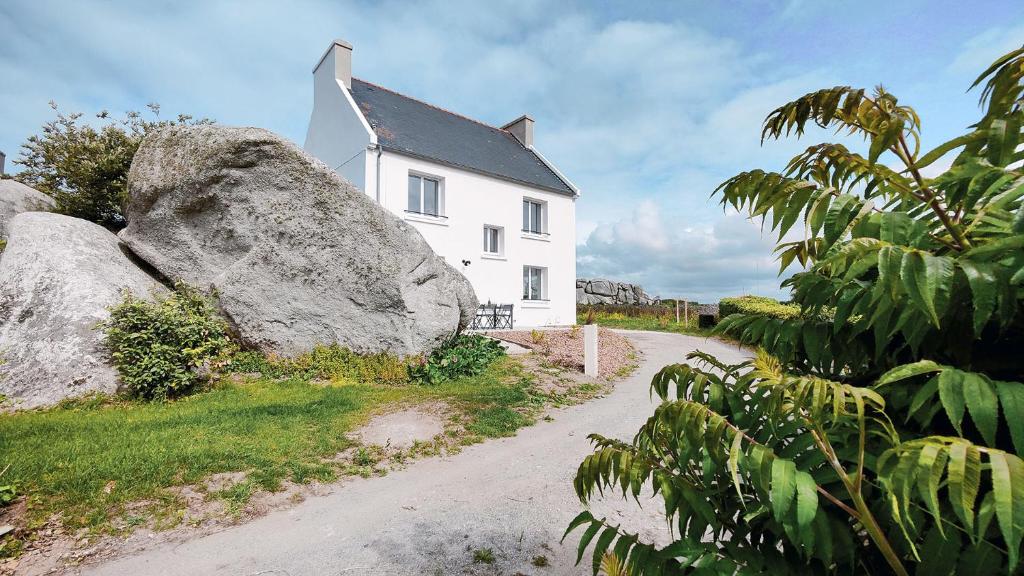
[
  {"x1": 406, "y1": 172, "x2": 445, "y2": 219},
  {"x1": 522, "y1": 265, "x2": 548, "y2": 301},
  {"x1": 482, "y1": 225, "x2": 504, "y2": 258},
  {"x1": 522, "y1": 197, "x2": 548, "y2": 238}
]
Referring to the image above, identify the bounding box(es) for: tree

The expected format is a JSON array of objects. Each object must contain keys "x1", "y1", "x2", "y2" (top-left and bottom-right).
[
  {"x1": 14, "y1": 102, "x2": 210, "y2": 229},
  {"x1": 567, "y1": 48, "x2": 1024, "y2": 575}
]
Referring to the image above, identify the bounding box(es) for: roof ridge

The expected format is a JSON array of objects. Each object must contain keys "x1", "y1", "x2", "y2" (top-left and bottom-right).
[{"x1": 352, "y1": 77, "x2": 513, "y2": 137}]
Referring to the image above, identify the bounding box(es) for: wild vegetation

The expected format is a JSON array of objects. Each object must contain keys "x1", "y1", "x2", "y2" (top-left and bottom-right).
[
  {"x1": 13, "y1": 102, "x2": 210, "y2": 229},
  {"x1": 577, "y1": 304, "x2": 711, "y2": 335},
  {"x1": 103, "y1": 285, "x2": 234, "y2": 400},
  {"x1": 568, "y1": 49, "x2": 1024, "y2": 574},
  {"x1": 718, "y1": 295, "x2": 799, "y2": 320}
]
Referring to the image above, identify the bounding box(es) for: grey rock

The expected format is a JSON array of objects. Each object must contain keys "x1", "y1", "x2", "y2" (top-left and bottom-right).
[
  {"x1": 120, "y1": 125, "x2": 477, "y2": 357},
  {"x1": 588, "y1": 279, "x2": 616, "y2": 297},
  {"x1": 0, "y1": 179, "x2": 55, "y2": 240},
  {"x1": 0, "y1": 212, "x2": 166, "y2": 408}
]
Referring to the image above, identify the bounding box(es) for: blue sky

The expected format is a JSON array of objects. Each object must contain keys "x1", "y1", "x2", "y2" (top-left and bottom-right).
[{"x1": 2, "y1": 1, "x2": 1022, "y2": 302}]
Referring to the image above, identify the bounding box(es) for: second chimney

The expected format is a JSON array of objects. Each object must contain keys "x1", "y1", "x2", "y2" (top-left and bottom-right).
[
  {"x1": 313, "y1": 38, "x2": 353, "y2": 89},
  {"x1": 502, "y1": 115, "x2": 534, "y2": 147}
]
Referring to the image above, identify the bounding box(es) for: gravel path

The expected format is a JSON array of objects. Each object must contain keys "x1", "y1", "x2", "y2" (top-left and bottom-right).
[
  {"x1": 78, "y1": 331, "x2": 749, "y2": 576},
  {"x1": 488, "y1": 327, "x2": 633, "y2": 378}
]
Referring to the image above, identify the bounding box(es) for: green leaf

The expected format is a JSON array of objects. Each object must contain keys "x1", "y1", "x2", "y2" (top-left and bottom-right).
[
  {"x1": 962, "y1": 372, "x2": 999, "y2": 447},
  {"x1": 563, "y1": 511, "x2": 595, "y2": 542},
  {"x1": 958, "y1": 260, "x2": 998, "y2": 337},
  {"x1": 916, "y1": 444, "x2": 949, "y2": 533},
  {"x1": 995, "y1": 381, "x2": 1024, "y2": 453},
  {"x1": 771, "y1": 459, "x2": 797, "y2": 521},
  {"x1": 901, "y1": 251, "x2": 937, "y2": 326},
  {"x1": 795, "y1": 471, "x2": 818, "y2": 543},
  {"x1": 876, "y1": 360, "x2": 943, "y2": 386},
  {"x1": 938, "y1": 369, "x2": 967, "y2": 435},
  {"x1": 988, "y1": 451, "x2": 1024, "y2": 569},
  {"x1": 577, "y1": 520, "x2": 603, "y2": 565},
  {"x1": 593, "y1": 526, "x2": 618, "y2": 576},
  {"x1": 947, "y1": 442, "x2": 981, "y2": 536},
  {"x1": 728, "y1": 431, "x2": 745, "y2": 503}
]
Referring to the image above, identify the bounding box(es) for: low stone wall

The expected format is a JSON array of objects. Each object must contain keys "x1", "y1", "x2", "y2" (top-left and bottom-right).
[{"x1": 576, "y1": 278, "x2": 657, "y2": 306}]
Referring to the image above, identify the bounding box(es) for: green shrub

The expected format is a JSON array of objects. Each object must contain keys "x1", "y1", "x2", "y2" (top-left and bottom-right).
[
  {"x1": 568, "y1": 49, "x2": 1024, "y2": 575},
  {"x1": 103, "y1": 284, "x2": 234, "y2": 400},
  {"x1": 410, "y1": 334, "x2": 506, "y2": 385},
  {"x1": 0, "y1": 464, "x2": 15, "y2": 507},
  {"x1": 718, "y1": 294, "x2": 799, "y2": 320},
  {"x1": 224, "y1": 344, "x2": 409, "y2": 386}
]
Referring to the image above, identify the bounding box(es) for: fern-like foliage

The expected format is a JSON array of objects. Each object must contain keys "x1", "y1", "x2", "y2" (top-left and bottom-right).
[{"x1": 567, "y1": 48, "x2": 1024, "y2": 575}]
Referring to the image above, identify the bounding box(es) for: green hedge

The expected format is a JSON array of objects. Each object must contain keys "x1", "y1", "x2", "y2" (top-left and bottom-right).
[{"x1": 718, "y1": 295, "x2": 799, "y2": 320}]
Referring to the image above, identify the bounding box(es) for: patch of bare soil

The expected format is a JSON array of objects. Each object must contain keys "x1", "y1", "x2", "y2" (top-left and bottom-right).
[
  {"x1": 489, "y1": 327, "x2": 636, "y2": 379},
  {"x1": 353, "y1": 403, "x2": 447, "y2": 449}
]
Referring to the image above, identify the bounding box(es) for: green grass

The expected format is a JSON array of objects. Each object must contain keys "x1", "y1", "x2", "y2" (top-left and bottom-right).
[
  {"x1": 577, "y1": 311, "x2": 714, "y2": 336},
  {"x1": 0, "y1": 356, "x2": 542, "y2": 537}
]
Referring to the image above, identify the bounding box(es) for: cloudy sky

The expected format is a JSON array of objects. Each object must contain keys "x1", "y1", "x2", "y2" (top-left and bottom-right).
[{"x1": 2, "y1": 1, "x2": 1022, "y2": 301}]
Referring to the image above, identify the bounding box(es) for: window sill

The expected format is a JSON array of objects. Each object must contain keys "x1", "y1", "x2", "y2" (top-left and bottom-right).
[
  {"x1": 521, "y1": 300, "x2": 551, "y2": 309},
  {"x1": 404, "y1": 212, "x2": 449, "y2": 226},
  {"x1": 480, "y1": 253, "x2": 506, "y2": 261},
  {"x1": 521, "y1": 231, "x2": 550, "y2": 242}
]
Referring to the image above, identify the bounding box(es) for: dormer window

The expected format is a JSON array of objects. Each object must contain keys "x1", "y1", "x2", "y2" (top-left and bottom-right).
[{"x1": 407, "y1": 173, "x2": 443, "y2": 217}]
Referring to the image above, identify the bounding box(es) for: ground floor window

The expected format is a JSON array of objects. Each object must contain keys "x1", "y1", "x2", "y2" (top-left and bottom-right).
[{"x1": 522, "y1": 265, "x2": 546, "y2": 300}]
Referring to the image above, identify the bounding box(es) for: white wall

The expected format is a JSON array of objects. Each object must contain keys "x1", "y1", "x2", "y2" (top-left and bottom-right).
[
  {"x1": 303, "y1": 49, "x2": 374, "y2": 190},
  {"x1": 374, "y1": 151, "x2": 577, "y2": 327}
]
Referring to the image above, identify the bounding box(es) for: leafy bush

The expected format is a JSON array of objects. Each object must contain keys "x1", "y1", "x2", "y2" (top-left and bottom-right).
[
  {"x1": 13, "y1": 102, "x2": 211, "y2": 229},
  {"x1": 718, "y1": 295, "x2": 799, "y2": 320},
  {"x1": 103, "y1": 284, "x2": 234, "y2": 400},
  {"x1": 568, "y1": 49, "x2": 1024, "y2": 574},
  {"x1": 225, "y1": 344, "x2": 409, "y2": 386},
  {"x1": 410, "y1": 334, "x2": 506, "y2": 385}
]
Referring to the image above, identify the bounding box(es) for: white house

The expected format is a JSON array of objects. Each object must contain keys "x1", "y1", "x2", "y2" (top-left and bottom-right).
[{"x1": 304, "y1": 39, "x2": 579, "y2": 328}]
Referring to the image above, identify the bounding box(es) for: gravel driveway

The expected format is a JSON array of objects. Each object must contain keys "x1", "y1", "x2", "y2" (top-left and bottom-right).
[{"x1": 79, "y1": 331, "x2": 749, "y2": 576}]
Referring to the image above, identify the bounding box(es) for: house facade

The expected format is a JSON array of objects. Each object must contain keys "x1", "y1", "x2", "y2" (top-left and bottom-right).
[{"x1": 304, "y1": 39, "x2": 579, "y2": 328}]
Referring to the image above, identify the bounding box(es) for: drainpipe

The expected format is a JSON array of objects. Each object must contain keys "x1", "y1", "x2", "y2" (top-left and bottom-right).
[{"x1": 374, "y1": 144, "x2": 382, "y2": 204}]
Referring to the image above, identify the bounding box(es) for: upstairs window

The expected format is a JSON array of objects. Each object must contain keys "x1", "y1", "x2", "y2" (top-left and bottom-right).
[
  {"x1": 408, "y1": 174, "x2": 442, "y2": 216},
  {"x1": 483, "y1": 225, "x2": 503, "y2": 256},
  {"x1": 522, "y1": 199, "x2": 546, "y2": 234},
  {"x1": 523, "y1": 265, "x2": 547, "y2": 300}
]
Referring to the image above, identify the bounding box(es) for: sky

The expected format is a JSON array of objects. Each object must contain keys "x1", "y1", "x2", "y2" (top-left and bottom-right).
[{"x1": 2, "y1": 0, "x2": 1023, "y2": 302}]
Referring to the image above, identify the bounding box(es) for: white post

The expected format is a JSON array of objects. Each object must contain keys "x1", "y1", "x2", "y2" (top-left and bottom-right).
[
  {"x1": 675, "y1": 300, "x2": 680, "y2": 324},
  {"x1": 584, "y1": 324, "x2": 599, "y2": 377},
  {"x1": 684, "y1": 301, "x2": 689, "y2": 327}
]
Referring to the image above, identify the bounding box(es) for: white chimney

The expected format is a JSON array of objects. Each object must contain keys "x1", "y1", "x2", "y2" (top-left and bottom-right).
[
  {"x1": 502, "y1": 115, "x2": 534, "y2": 147},
  {"x1": 313, "y1": 38, "x2": 353, "y2": 89}
]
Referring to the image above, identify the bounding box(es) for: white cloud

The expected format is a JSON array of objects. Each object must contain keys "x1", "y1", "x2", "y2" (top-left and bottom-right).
[
  {"x1": 577, "y1": 201, "x2": 794, "y2": 303},
  {"x1": 948, "y1": 23, "x2": 1024, "y2": 75}
]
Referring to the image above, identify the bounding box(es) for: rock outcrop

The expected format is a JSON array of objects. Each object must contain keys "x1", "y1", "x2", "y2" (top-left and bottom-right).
[
  {"x1": 0, "y1": 179, "x2": 55, "y2": 240},
  {"x1": 120, "y1": 125, "x2": 477, "y2": 357},
  {"x1": 576, "y1": 278, "x2": 658, "y2": 306},
  {"x1": 0, "y1": 212, "x2": 166, "y2": 408}
]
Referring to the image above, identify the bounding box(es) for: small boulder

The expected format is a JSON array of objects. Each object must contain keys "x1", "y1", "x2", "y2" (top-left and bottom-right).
[
  {"x1": 0, "y1": 179, "x2": 55, "y2": 240},
  {"x1": 120, "y1": 125, "x2": 477, "y2": 357},
  {"x1": 0, "y1": 213, "x2": 166, "y2": 408}
]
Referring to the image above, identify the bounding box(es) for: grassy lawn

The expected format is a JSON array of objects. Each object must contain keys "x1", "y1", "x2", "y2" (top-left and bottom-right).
[
  {"x1": 0, "y1": 356, "x2": 552, "y2": 544},
  {"x1": 576, "y1": 311, "x2": 714, "y2": 336}
]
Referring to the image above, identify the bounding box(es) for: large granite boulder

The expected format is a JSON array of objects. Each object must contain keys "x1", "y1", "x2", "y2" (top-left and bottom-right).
[
  {"x1": 120, "y1": 125, "x2": 478, "y2": 357},
  {"x1": 0, "y1": 179, "x2": 55, "y2": 240},
  {"x1": 0, "y1": 212, "x2": 166, "y2": 408}
]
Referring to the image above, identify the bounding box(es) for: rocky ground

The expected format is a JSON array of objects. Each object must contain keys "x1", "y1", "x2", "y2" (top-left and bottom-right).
[{"x1": 488, "y1": 327, "x2": 636, "y2": 378}]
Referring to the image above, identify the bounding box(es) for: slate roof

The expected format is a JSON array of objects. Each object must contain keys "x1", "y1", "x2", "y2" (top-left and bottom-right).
[{"x1": 349, "y1": 78, "x2": 575, "y2": 196}]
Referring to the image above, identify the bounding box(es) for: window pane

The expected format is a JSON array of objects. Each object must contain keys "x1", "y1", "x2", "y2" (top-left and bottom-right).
[
  {"x1": 424, "y1": 179, "x2": 438, "y2": 215},
  {"x1": 408, "y1": 176, "x2": 421, "y2": 213},
  {"x1": 483, "y1": 228, "x2": 489, "y2": 252},
  {"x1": 531, "y1": 268, "x2": 542, "y2": 299},
  {"x1": 522, "y1": 267, "x2": 530, "y2": 299},
  {"x1": 531, "y1": 202, "x2": 543, "y2": 233},
  {"x1": 485, "y1": 228, "x2": 498, "y2": 253},
  {"x1": 522, "y1": 200, "x2": 529, "y2": 231}
]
